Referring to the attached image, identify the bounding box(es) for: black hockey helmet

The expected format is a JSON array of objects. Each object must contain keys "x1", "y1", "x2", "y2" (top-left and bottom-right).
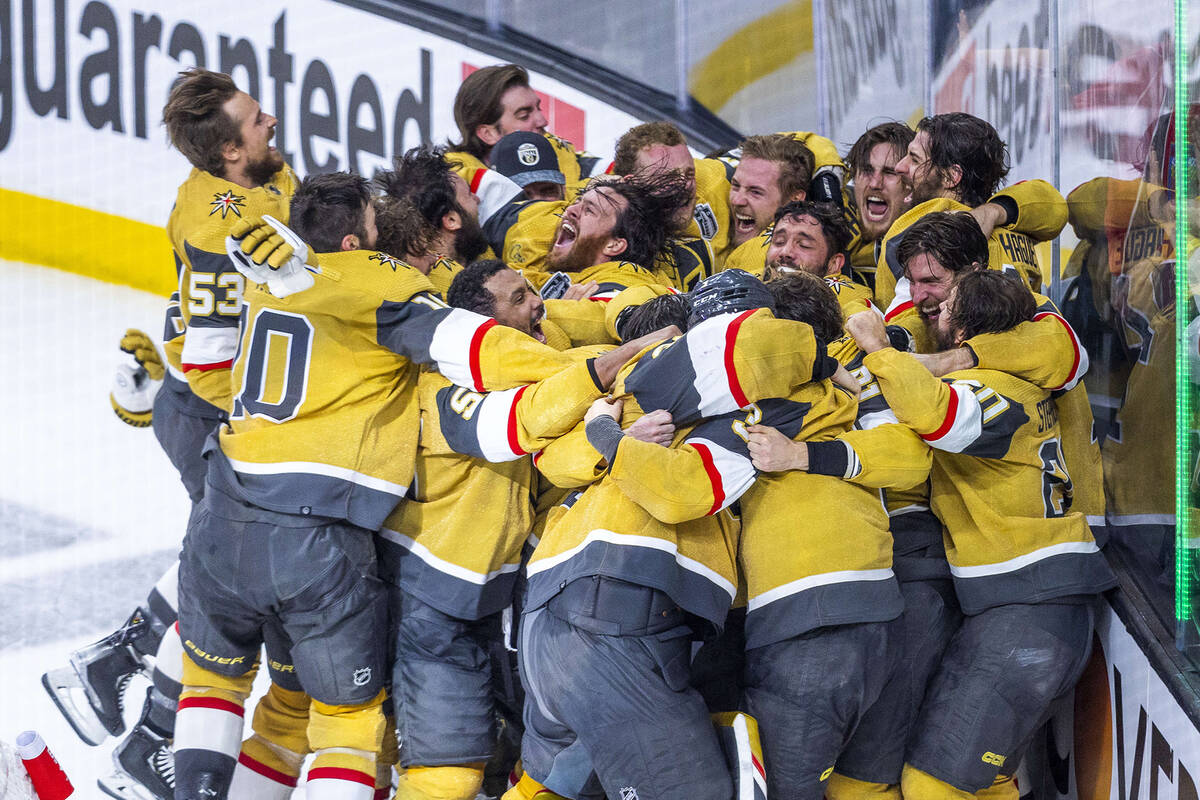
[{"x1": 687, "y1": 269, "x2": 775, "y2": 327}]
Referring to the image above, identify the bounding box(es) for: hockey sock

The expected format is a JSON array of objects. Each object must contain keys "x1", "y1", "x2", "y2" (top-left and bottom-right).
[
  {"x1": 229, "y1": 735, "x2": 305, "y2": 800},
  {"x1": 900, "y1": 765, "x2": 1015, "y2": 800},
  {"x1": 228, "y1": 682, "x2": 312, "y2": 798},
  {"x1": 377, "y1": 713, "x2": 399, "y2": 798},
  {"x1": 501, "y1": 771, "x2": 571, "y2": 800},
  {"x1": 825, "y1": 772, "x2": 901, "y2": 800},
  {"x1": 305, "y1": 692, "x2": 387, "y2": 800},
  {"x1": 141, "y1": 562, "x2": 180, "y2": 657},
  {"x1": 175, "y1": 656, "x2": 256, "y2": 800},
  {"x1": 395, "y1": 764, "x2": 485, "y2": 800},
  {"x1": 145, "y1": 622, "x2": 184, "y2": 738},
  {"x1": 975, "y1": 774, "x2": 1017, "y2": 800}
]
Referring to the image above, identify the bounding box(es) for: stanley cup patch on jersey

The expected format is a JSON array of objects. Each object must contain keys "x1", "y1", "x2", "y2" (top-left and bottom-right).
[{"x1": 694, "y1": 203, "x2": 719, "y2": 240}]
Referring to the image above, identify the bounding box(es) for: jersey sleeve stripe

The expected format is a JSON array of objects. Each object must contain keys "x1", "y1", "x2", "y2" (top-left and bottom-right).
[
  {"x1": 182, "y1": 359, "x2": 233, "y2": 373},
  {"x1": 181, "y1": 325, "x2": 238, "y2": 368},
  {"x1": 918, "y1": 383, "x2": 984, "y2": 452},
  {"x1": 690, "y1": 442, "x2": 726, "y2": 516},
  {"x1": 723, "y1": 310, "x2": 756, "y2": 409},
  {"x1": 506, "y1": 384, "x2": 531, "y2": 456},
  {"x1": 468, "y1": 317, "x2": 498, "y2": 392},
  {"x1": 884, "y1": 300, "x2": 914, "y2": 322},
  {"x1": 1034, "y1": 311, "x2": 1083, "y2": 390},
  {"x1": 920, "y1": 383, "x2": 960, "y2": 442}
]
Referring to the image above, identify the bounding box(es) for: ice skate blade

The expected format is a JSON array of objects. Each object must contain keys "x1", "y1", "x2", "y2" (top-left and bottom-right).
[
  {"x1": 99, "y1": 769, "x2": 164, "y2": 800},
  {"x1": 41, "y1": 667, "x2": 109, "y2": 746}
]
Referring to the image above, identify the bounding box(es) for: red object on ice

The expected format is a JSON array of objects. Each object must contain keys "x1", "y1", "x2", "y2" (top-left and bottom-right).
[{"x1": 15, "y1": 731, "x2": 73, "y2": 800}]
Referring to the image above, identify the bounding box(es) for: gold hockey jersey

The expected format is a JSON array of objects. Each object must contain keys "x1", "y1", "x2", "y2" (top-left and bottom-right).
[
  {"x1": 165, "y1": 165, "x2": 298, "y2": 412},
  {"x1": 876, "y1": 179, "x2": 1069, "y2": 316},
  {"x1": 213, "y1": 248, "x2": 578, "y2": 532},
  {"x1": 377, "y1": 357, "x2": 605, "y2": 620},
  {"x1": 864, "y1": 349, "x2": 1115, "y2": 612}
]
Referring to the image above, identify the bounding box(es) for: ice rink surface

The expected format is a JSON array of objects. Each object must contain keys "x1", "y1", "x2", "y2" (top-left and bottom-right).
[{"x1": 0, "y1": 258, "x2": 197, "y2": 796}]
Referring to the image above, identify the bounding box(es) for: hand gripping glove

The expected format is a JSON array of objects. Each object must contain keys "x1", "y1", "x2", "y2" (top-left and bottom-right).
[
  {"x1": 225, "y1": 214, "x2": 321, "y2": 298},
  {"x1": 110, "y1": 329, "x2": 164, "y2": 427}
]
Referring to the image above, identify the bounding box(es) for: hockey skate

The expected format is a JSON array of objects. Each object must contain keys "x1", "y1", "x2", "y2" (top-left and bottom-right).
[
  {"x1": 97, "y1": 721, "x2": 175, "y2": 800},
  {"x1": 41, "y1": 609, "x2": 152, "y2": 745}
]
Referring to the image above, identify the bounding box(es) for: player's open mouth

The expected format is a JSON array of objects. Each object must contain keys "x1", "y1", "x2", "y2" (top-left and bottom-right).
[
  {"x1": 553, "y1": 220, "x2": 577, "y2": 250},
  {"x1": 531, "y1": 319, "x2": 546, "y2": 343},
  {"x1": 919, "y1": 305, "x2": 941, "y2": 321},
  {"x1": 733, "y1": 213, "x2": 756, "y2": 236},
  {"x1": 864, "y1": 195, "x2": 889, "y2": 220}
]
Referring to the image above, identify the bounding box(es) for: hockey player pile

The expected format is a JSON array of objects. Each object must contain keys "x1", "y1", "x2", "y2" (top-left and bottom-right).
[{"x1": 43, "y1": 64, "x2": 1138, "y2": 800}]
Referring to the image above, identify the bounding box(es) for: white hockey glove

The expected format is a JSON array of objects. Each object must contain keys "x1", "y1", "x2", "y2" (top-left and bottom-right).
[
  {"x1": 225, "y1": 214, "x2": 321, "y2": 298},
  {"x1": 110, "y1": 329, "x2": 164, "y2": 428}
]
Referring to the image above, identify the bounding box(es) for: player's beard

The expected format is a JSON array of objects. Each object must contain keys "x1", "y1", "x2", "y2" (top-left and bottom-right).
[
  {"x1": 246, "y1": 149, "x2": 287, "y2": 188},
  {"x1": 454, "y1": 213, "x2": 490, "y2": 264},
  {"x1": 547, "y1": 230, "x2": 608, "y2": 273},
  {"x1": 907, "y1": 167, "x2": 945, "y2": 206}
]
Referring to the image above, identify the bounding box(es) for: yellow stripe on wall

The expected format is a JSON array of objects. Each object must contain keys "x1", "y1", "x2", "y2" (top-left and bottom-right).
[
  {"x1": 688, "y1": 0, "x2": 814, "y2": 113},
  {"x1": 0, "y1": 187, "x2": 174, "y2": 296}
]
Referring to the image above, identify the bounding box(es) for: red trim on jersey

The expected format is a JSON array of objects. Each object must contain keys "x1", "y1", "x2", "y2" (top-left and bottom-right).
[
  {"x1": 752, "y1": 753, "x2": 766, "y2": 779},
  {"x1": 507, "y1": 385, "x2": 531, "y2": 456},
  {"x1": 237, "y1": 753, "x2": 298, "y2": 787},
  {"x1": 306, "y1": 767, "x2": 375, "y2": 787},
  {"x1": 468, "y1": 318, "x2": 498, "y2": 392},
  {"x1": 921, "y1": 386, "x2": 960, "y2": 442},
  {"x1": 181, "y1": 360, "x2": 233, "y2": 373},
  {"x1": 177, "y1": 696, "x2": 244, "y2": 716},
  {"x1": 692, "y1": 443, "x2": 725, "y2": 516},
  {"x1": 587, "y1": 296, "x2": 613, "y2": 302},
  {"x1": 469, "y1": 169, "x2": 486, "y2": 194},
  {"x1": 1035, "y1": 311, "x2": 1081, "y2": 390},
  {"x1": 723, "y1": 310, "x2": 756, "y2": 409},
  {"x1": 604, "y1": 161, "x2": 615, "y2": 174},
  {"x1": 532, "y1": 450, "x2": 543, "y2": 466},
  {"x1": 884, "y1": 300, "x2": 914, "y2": 322}
]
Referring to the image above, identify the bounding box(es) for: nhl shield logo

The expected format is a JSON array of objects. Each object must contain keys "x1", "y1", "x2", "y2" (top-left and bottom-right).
[
  {"x1": 693, "y1": 203, "x2": 718, "y2": 239},
  {"x1": 619, "y1": 788, "x2": 638, "y2": 800},
  {"x1": 517, "y1": 142, "x2": 541, "y2": 166},
  {"x1": 352, "y1": 667, "x2": 372, "y2": 687}
]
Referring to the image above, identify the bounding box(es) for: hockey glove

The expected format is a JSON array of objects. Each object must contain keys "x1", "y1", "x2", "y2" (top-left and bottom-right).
[
  {"x1": 110, "y1": 329, "x2": 164, "y2": 427},
  {"x1": 226, "y1": 214, "x2": 320, "y2": 298}
]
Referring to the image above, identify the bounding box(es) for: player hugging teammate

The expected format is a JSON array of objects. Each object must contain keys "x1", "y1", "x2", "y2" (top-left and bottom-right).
[{"x1": 43, "y1": 65, "x2": 1116, "y2": 800}]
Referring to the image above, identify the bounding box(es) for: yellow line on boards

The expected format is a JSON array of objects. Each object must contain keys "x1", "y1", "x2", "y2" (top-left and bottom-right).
[
  {"x1": 688, "y1": 0, "x2": 814, "y2": 114},
  {"x1": 0, "y1": 187, "x2": 174, "y2": 295}
]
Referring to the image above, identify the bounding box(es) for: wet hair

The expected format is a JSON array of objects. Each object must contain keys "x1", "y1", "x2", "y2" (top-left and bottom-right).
[
  {"x1": 739, "y1": 134, "x2": 815, "y2": 199},
  {"x1": 845, "y1": 121, "x2": 914, "y2": 177},
  {"x1": 612, "y1": 122, "x2": 688, "y2": 176},
  {"x1": 451, "y1": 64, "x2": 532, "y2": 160},
  {"x1": 949, "y1": 269, "x2": 1035, "y2": 339},
  {"x1": 374, "y1": 146, "x2": 458, "y2": 258},
  {"x1": 767, "y1": 272, "x2": 844, "y2": 342},
  {"x1": 895, "y1": 211, "x2": 990, "y2": 275},
  {"x1": 600, "y1": 170, "x2": 693, "y2": 269},
  {"x1": 447, "y1": 258, "x2": 511, "y2": 316},
  {"x1": 162, "y1": 68, "x2": 240, "y2": 175},
  {"x1": 289, "y1": 172, "x2": 372, "y2": 254},
  {"x1": 915, "y1": 113, "x2": 1009, "y2": 206},
  {"x1": 621, "y1": 293, "x2": 692, "y2": 340},
  {"x1": 774, "y1": 200, "x2": 854, "y2": 258}
]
